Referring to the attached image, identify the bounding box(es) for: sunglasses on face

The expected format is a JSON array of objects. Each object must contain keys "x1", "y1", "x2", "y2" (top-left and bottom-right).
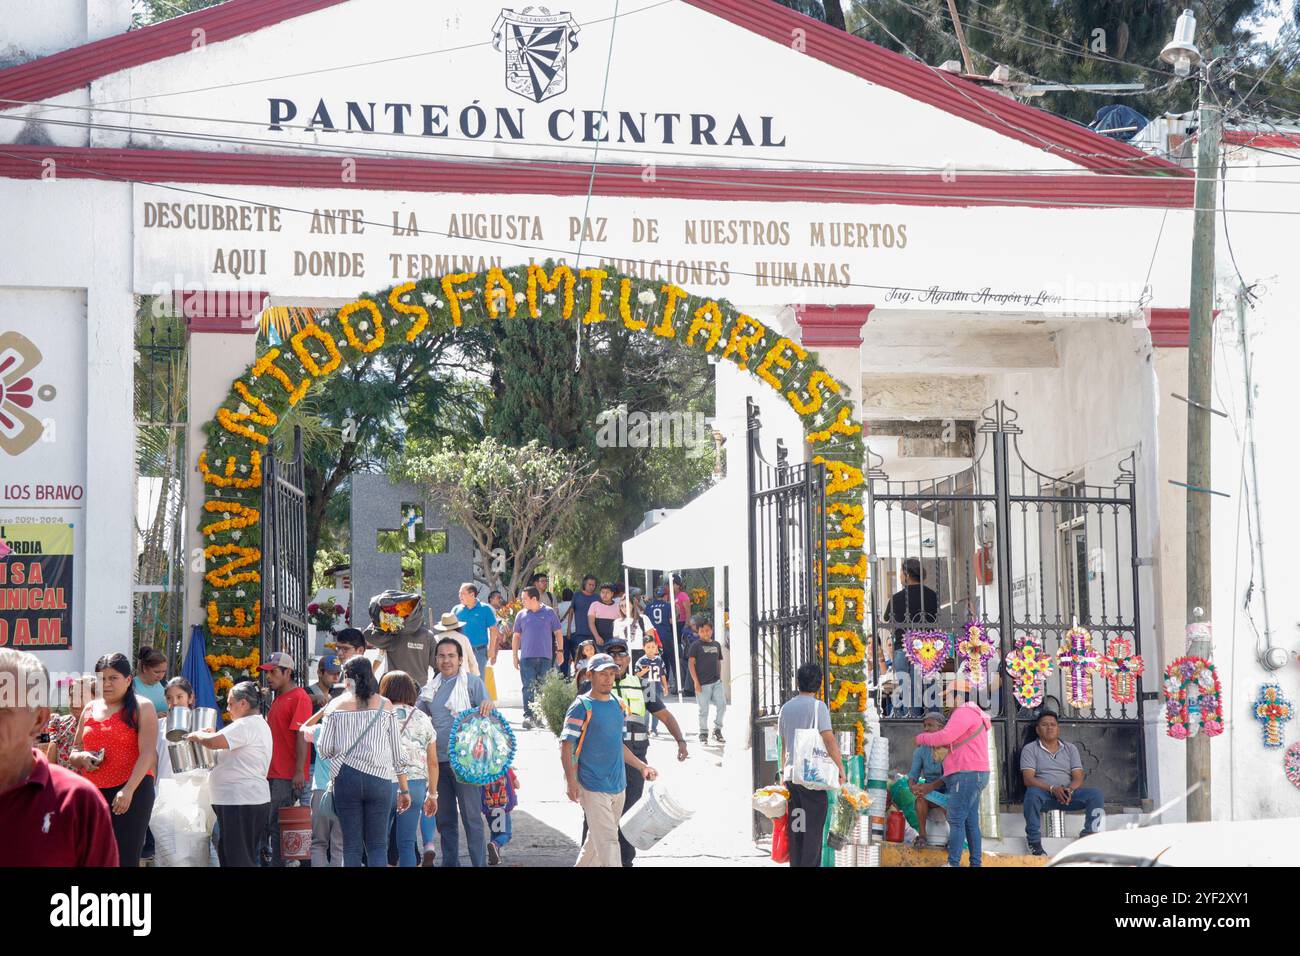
[{"x1": 611, "y1": 651, "x2": 629, "y2": 658}]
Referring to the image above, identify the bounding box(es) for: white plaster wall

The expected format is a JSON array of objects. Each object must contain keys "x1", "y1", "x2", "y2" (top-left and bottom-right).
[
  {"x1": 70, "y1": 0, "x2": 1085, "y2": 172},
  {"x1": 0, "y1": 177, "x2": 135, "y2": 673},
  {"x1": 0, "y1": 1, "x2": 129, "y2": 65},
  {"x1": 1200, "y1": 146, "x2": 1300, "y2": 822}
]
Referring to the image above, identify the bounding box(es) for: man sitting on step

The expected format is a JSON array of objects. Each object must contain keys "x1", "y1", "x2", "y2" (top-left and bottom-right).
[{"x1": 1020, "y1": 711, "x2": 1105, "y2": 856}]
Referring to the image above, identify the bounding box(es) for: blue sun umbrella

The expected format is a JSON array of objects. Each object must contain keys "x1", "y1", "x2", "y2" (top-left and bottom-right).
[{"x1": 182, "y1": 624, "x2": 224, "y2": 730}]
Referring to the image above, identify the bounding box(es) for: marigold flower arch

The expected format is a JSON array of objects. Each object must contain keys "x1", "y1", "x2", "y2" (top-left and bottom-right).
[{"x1": 197, "y1": 263, "x2": 869, "y2": 747}]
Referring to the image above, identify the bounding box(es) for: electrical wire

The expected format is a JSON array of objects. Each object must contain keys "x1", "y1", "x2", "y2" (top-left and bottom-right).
[
  {"x1": 0, "y1": 111, "x2": 1222, "y2": 209},
  {"x1": 844, "y1": 0, "x2": 1177, "y2": 167},
  {"x1": 0, "y1": 143, "x2": 1160, "y2": 307},
  {"x1": 0, "y1": 92, "x2": 1213, "y2": 177},
  {"x1": 16, "y1": 0, "x2": 678, "y2": 116},
  {"x1": 574, "y1": 0, "x2": 623, "y2": 372}
]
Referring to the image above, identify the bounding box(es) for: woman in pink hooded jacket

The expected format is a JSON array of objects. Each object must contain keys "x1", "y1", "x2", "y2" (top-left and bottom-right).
[{"x1": 915, "y1": 700, "x2": 992, "y2": 867}]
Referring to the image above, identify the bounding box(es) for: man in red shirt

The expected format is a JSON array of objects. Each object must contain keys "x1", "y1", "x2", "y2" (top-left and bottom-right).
[
  {"x1": 0, "y1": 649, "x2": 118, "y2": 867},
  {"x1": 259, "y1": 651, "x2": 313, "y2": 866}
]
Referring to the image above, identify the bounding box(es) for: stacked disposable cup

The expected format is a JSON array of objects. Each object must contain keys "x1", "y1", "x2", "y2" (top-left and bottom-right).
[{"x1": 864, "y1": 735, "x2": 889, "y2": 840}]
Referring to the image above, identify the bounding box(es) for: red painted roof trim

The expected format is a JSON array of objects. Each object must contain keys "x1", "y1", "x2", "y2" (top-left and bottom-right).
[
  {"x1": 684, "y1": 0, "x2": 1187, "y2": 178},
  {"x1": 0, "y1": 145, "x2": 1194, "y2": 208},
  {"x1": 0, "y1": 0, "x2": 349, "y2": 103},
  {"x1": 1144, "y1": 308, "x2": 1221, "y2": 348},
  {"x1": 0, "y1": 0, "x2": 1185, "y2": 180},
  {"x1": 1223, "y1": 130, "x2": 1300, "y2": 148},
  {"x1": 796, "y1": 304, "x2": 875, "y2": 348}
]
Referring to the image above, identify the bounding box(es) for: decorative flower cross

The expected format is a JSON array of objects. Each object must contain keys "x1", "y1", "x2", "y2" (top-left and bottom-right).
[
  {"x1": 1284, "y1": 744, "x2": 1300, "y2": 790},
  {"x1": 1100, "y1": 636, "x2": 1145, "y2": 705},
  {"x1": 1163, "y1": 656, "x2": 1224, "y2": 739},
  {"x1": 956, "y1": 620, "x2": 997, "y2": 689},
  {"x1": 903, "y1": 629, "x2": 950, "y2": 676},
  {"x1": 1253, "y1": 683, "x2": 1293, "y2": 748},
  {"x1": 1005, "y1": 635, "x2": 1055, "y2": 708},
  {"x1": 1056, "y1": 625, "x2": 1101, "y2": 708}
]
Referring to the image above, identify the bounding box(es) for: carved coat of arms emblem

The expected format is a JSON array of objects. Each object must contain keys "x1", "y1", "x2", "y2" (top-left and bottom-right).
[{"x1": 492, "y1": 7, "x2": 581, "y2": 103}]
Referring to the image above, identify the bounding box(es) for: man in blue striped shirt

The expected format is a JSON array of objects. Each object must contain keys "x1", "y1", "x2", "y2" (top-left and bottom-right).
[{"x1": 560, "y1": 654, "x2": 657, "y2": 867}]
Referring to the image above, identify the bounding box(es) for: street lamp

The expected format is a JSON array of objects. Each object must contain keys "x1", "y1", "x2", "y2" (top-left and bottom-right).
[{"x1": 1160, "y1": 8, "x2": 1202, "y2": 77}]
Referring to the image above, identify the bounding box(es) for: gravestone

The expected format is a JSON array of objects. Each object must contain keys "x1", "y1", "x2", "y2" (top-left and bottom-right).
[{"x1": 348, "y1": 473, "x2": 475, "y2": 627}]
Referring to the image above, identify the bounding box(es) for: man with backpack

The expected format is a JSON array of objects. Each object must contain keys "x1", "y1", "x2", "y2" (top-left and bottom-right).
[
  {"x1": 560, "y1": 654, "x2": 658, "y2": 867},
  {"x1": 601, "y1": 637, "x2": 689, "y2": 866}
]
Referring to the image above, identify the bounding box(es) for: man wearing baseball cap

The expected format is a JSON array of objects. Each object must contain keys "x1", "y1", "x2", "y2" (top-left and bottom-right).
[
  {"x1": 259, "y1": 651, "x2": 313, "y2": 866},
  {"x1": 595, "y1": 637, "x2": 688, "y2": 866},
  {"x1": 560, "y1": 653, "x2": 658, "y2": 867},
  {"x1": 308, "y1": 654, "x2": 342, "y2": 710}
]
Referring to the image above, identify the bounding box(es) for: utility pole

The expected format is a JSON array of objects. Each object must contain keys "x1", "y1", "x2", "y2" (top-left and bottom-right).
[
  {"x1": 944, "y1": 0, "x2": 977, "y2": 75},
  {"x1": 1183, "y1": 58, "x2": 1221, "y2": 825}
]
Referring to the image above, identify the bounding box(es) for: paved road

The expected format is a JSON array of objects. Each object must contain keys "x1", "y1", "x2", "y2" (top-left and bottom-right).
[{"x1": 431, "y1": 661, "x2": 768, "y2": 868}]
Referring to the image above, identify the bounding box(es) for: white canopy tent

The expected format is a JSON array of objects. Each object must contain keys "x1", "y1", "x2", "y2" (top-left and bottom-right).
[
  {"x1": 622, "y1": 473, "x2": 744, "y2": 699},
  {"x1": 622, "y1": 476, "x2": 740, "y2": 570}
]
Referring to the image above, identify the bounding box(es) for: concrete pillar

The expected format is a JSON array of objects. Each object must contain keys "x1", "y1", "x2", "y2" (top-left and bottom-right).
[
  {"x1": 1146, "y1": 307, "x2": 1194, "y2": 819},
  {"x1": 794, "y1": 304, "x2": 874, "y2": 410},
  {"x1": 180, "y1": 292, "x2": 264, "y2": 658}
]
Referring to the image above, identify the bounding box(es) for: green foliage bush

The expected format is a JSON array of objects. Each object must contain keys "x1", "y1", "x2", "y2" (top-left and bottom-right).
[{"x1": 530, "y1": 669, "x2": 578, "y2": 737}]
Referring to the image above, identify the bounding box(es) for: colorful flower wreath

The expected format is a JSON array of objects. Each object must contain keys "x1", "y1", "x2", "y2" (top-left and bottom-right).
[
  {"x1": 1057, "y1": 625, "x2": 1101, "y2": 708},
  {"x1": 447, "y1": 709, "x2": 517, "y2": 786},
  {"x1": 1284, "y1": 743, "x2": 1300, "y2": 789},
  {"x1": 1163, "y1": 656, "x2": 1224, "y2": 739},
  {"x1": 1100, "y1": 636, "x2": 1145, "y2": 705},
  {"x1": 1005, "y1": 635, "x2": 1055, "y2": 708},
  {"x1": 902, "y1": 629, "x2": 950, "y2": 676},
  {"x1": 1252, "y1": 683, "x2": 1293, "y2": 749},
  {"x1": 956, "y1": 620, "x2": 997, "y2": 689}
]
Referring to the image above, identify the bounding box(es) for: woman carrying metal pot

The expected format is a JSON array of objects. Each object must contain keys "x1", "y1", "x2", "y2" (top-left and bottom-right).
[
  {"x1": 155, "y1": 677, "x2": 196, "y2": 781},
  {"x1": 187, "y1": 681, "x2": 272, "y2": 867},
  {"x1": 68, "y1": 653, "x2": 159, "y2": 867}
]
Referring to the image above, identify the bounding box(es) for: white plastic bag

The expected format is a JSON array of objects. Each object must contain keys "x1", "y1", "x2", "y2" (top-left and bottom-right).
[
  {"x1": 151, "y1": 773, "x2": 213, "y2": 867},
  {"x1": 752, "y1": 786, "x2": 789, "y2": 820},
  {"x1": 792, "y1": 726, "x2": 840, "y2": 791}
]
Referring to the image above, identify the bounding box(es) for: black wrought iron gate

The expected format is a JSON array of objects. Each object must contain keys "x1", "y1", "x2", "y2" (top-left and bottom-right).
[
  {"x1": 748, "y1": 398, "x2": 828, "y2": 792},
  {"x1": 867, "y1": 402, "x2": 1147, "y2": 807},
  {"x1": 260, "y1": 427, "x2": 310, "y2": 701}
]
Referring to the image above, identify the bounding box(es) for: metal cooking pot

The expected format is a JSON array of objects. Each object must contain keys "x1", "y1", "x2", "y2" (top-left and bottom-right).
[
  {"x1": 164, "y1": 705, "x2": 193, "y2": 742},
  {"x1": 191, "y1": 707, "x2": 219, "y2": 733},
  {"x1": 191, "y1": 740, "x2": 218, "y2": 770},
  {"x1": 167, "y1": 742, "x2": 199, "y2": 774}
]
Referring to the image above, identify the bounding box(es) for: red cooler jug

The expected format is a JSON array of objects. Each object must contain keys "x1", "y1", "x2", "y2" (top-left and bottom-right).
[{"x1": 885, "y1": 809, "x2": 906, "y2": 843}]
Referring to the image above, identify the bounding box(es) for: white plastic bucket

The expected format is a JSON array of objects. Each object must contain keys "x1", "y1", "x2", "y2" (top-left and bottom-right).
[{"x1": 619, "y1": 781, "x2": 693, "y2": 851}]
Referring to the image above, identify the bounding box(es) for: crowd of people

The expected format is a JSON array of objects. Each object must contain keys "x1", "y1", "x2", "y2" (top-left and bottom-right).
[{"x1": 0, "y1": 569, "x2": 720, "y2": 869}]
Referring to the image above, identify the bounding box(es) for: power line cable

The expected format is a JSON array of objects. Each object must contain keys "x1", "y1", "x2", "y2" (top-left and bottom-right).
[
  {"x1": 0, "y1": 92, "x2": 1220, "y2": 176},
  {"x1": 0, "y1": 143, "x2": 1164, "y2": 307},
  {"x1": 844, "y1": 0, "x2": 1175, "y2": 167},
  {"x1": 17, "y1": 0, "x2": 676, "y2": 116},
  {"x1": 0, "y1": 111, "x2": 1222, "y2": 207},
  {"x1": 574, "y1": 0, "x2": 623, "y2": 371}
]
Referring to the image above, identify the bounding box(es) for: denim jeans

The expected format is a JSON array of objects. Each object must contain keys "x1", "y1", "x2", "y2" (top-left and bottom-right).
[
  {"x1": 436, "y1": 761, "x2": 487, "y2": 867},
  {"x1": 389, "y1": 777, "x2": 428, "y2": 867},
  {"x1": 520, "y1": 656, "x2": 552, "y2": 721},
  {"x1": 472, "y1": 645, "x2": 490, "y2": 677},
  {"x1": 697, "y1": 679, "x2": 726, "y2": 733},
  {"x1": 310, "y1": 788, "x2": 343, "y2": 867},
  {"x1": 1023, "y1": 786, "x2": 1106, "y2": 842},
  {"x1": 333, "y1": 763, "x2": 396, "y2": 868},
  {"x1": 485, "y1": 807, "x2": 513, "y2": 848},
  {"x1": 944, "y1": 770, "x2": 989, "y2": 867},
  {"x1": 891, "y1": 649, "x2": 931, "y2": 716}
]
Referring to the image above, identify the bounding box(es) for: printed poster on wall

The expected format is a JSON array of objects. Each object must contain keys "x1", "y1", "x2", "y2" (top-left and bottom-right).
[{"x1": 0, "y1": 523, "x2": 75, "y2": 650}]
